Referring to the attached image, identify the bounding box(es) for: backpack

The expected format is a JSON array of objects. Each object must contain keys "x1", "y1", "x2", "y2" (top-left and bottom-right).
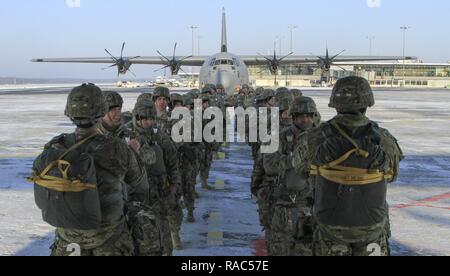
[{"x1": 29, "y1": 133, "x2": 103, "y2": 230}]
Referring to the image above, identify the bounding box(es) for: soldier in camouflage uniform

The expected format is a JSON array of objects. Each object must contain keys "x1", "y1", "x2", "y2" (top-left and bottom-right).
[
  {"x1": 170, "y1": 93, "x2": 199, "y2": 222},
  {"x1": 198, "y1": 88, "x2": 218, "y2": 190},
  {"x1": 278, "y1": 97, "x2": 293, "y2": 131},
  {"x1": 177, "y1": 94, "x2": 202, "y2": 222},
  {"x1": 292, "y1": 77, "x2": 404, "y2": 256},
  {"x1": 169, "y1": 93, "x2": 184, "y2": 110},
  {"x1": 98, "y1": 90, "x2": 163, "y2": 256},
  {"x1": 235, "y1": 84, "x2": 250, "y2": 108},
  {"x1": 275, "y1": 87, "x2": 292, "y2": 103},
  {"x1": 129, "y1": 96, "x2": 183, "y2": 254},
  {"x1": 249, "y1": 89, "x2": 277, "y2": 161},
  {"x1": 250, "y1": 89, "x2": 278, "y2": 255},
  {"x1": 269, "y1": 96, "x2": 321, "y2": 256},
  {"x1": 152, "y1": 86, "x2": 173, "y2": 135},
  {"x1": 216, "y1": 83, "x2": 225, "y2": 95},
  {"x1": 151, "y1": 88, "x2": 185, "y2": 250},
  {"x1": 38, "y1": 84, "x2": 146, "y2": 256}
]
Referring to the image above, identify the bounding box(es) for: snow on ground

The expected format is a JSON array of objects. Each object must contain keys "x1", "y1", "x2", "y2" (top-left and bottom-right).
[{"x1": 0, "y1": 87, "x2": 449, "y2": 256}]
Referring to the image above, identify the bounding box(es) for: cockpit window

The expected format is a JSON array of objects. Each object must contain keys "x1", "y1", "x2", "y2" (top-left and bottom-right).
[
  {"x1": 216, "y1": 59, "x2": 234, "y2": 65},
  {"x1": 212, "y1": 59, "x2": 236, "y2": 66}
]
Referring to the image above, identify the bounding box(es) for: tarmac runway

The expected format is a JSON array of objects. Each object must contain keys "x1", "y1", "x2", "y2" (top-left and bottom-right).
[{"x1": 0, "y1": 85, "x2": 449, "y2": 256}]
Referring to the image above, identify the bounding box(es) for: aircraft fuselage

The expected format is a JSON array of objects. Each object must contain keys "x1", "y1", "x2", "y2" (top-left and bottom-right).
[{"x1": 199, "y1": 52, "x2": 249, "y2": 95}]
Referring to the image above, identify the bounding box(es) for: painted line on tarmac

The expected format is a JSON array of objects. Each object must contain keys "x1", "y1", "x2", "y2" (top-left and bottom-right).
[
  {"x1": 215, "y1": 180, "x2": 225, "y2": 190},
  {"x1": 392, "y1": 192, "x2": 450, "y2": 211},
  {"x1": 207, "y1": 212, "x2": 224, "y2": 246},
  {"x1": 251, "y1": 239, "x2": 268, "y2": 256},
  {"x1": 217, "y1": 152, "x2": 226, "y2": 160},
  {"x1": 0, "y1": 153, "x2": 39, "y2": 158}
]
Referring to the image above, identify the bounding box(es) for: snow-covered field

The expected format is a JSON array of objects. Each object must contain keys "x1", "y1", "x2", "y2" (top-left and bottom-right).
[{"x1": 0, "y1": 87, "x2": 449, "y2": 256}]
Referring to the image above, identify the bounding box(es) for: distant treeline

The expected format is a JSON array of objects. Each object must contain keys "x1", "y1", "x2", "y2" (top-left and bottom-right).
[{"x1": 0, "y1": 77, "x2": 120, "y2": 85}]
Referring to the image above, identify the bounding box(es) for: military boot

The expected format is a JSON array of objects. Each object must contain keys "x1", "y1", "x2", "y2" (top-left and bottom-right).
[
  {"x1": 171, "y1": 231, "x2": 183, "y2": 250},
  {"x1": 187, "y1": 208, "x2": 195, "y2": 223},
  {"x1": 201, "y1": 178, "x2": 214, "y2": 190}
]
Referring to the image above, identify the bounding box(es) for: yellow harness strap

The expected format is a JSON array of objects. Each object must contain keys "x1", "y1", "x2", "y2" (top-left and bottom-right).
[
  {"x1": 310, "y1": 122, "x2": 393, "y2": 186},
  {"x1": 28, "y1": 133, "x2": 99, "y2": 192}
]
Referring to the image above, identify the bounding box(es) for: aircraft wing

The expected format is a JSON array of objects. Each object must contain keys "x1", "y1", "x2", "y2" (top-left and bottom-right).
[
  {"x1": 31, "y1": 56, "x2": 208, "y2": 67},
  {"x1": 331, "y1": 56, "x2": 416, "y2": 62},
  {"x1": 240, "y1": 55, "x2": 416, "y2": 66}
]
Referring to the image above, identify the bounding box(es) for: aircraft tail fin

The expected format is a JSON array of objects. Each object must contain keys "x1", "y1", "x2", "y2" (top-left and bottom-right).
[{"x1": 221, "y1": 8, "x2": 228, "y2": 53}]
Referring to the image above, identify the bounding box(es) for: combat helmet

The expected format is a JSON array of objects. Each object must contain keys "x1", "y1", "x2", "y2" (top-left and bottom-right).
[
  {"x1": 133, "y1": 99, "x2": 157, "y2": 120},
  {"x1": 289, "y1": 96, "x2": 318, "y2": 116},
  {"x1": 206, "y1": 84, "x2": 217, "y2": 92},
  {"x1": 276, "y1": 87, "x2": 291, "y2": 101},
  {"x1": 255, "y1": 87, "x2": 265, "y2": 96},
  {"x1": 240, "y1": 84, "x2": 250, "y2": 93},
  {"x1": 329, "y1": 76, "x2": 375, "y2": 112},
  {"x1": 187, "y1": 89, "x2": 200, "y2": 99},
  {"x1": 291, "y1": 89, "x2": 303, "y2": 98},
  {"x1": 136, "y1": 93, "x2": 153, "y2": 105},
  {"x1": 65, "y1": 83, "x2": 107, "y2": 127},
  {"x1": 201, "y1": 94, "x2": 211, "y2": 103},
  {"x1": 152, "y1": 86, "x2": 170, "y2": 101},
  {"x1": 201, "y1": 86, "x2": 214, "y2": 95},
  {"x1": 103, "y1": 90, "x2": 124, "y2": 110},
  {"x1": 183, "y1": 94, "x2": 194, "y2": 107},
  {"x1": 279, "y1": 97, "x2": 292, "y2": 112},
  {"x1": 257, "y1": 89, "x2": 276, "y2": 103},
  {"x1": 170, "y1": 93, "x2": 184, "y2": 106}
]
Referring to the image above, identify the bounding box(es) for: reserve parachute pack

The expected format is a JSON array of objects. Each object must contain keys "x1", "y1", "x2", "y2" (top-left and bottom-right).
[
  {"x1": 311, "y1": 121, "x2": 394, "y2": 185},
  {"x1": 28, "y1": 133, "x2": 103, "y2": 230}
]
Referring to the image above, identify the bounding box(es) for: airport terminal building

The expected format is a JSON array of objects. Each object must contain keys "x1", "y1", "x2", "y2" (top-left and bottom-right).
[{"x1": 249, "y1": 61, "x2": 450, "y2": 88}]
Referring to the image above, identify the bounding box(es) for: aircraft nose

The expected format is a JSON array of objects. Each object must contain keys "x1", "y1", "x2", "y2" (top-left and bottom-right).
[{"x1": 217, "y1": 70, "x2": 236, "y2": 95}]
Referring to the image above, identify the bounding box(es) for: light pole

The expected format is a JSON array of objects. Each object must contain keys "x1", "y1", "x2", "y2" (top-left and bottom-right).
[
  {"x1": 189, "y1": 26, "x2": 199, "y2": 56},
  {"x1": 189, "y1": 26, "x2": 199, "y2": 87},
  {"x1": 276, "y1": 35, "x2": 284, "y2": 55},
  {"x1": 366, "y1": 36, "x2": 375, "y2": 56},
  {"x1": 400, "y1": 26, "x2": 411, "y2": 86},
  {"x1": 288, "y1": 25, "x2": 298, "y2": 53},
  {"x1": 288, "y1": 25, "x2": 298, "y2": 85}
]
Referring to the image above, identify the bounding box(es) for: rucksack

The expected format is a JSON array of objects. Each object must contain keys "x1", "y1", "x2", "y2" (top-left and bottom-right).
[{"x1": 29, "y1": 133, "x2": 103, "y2": 230}]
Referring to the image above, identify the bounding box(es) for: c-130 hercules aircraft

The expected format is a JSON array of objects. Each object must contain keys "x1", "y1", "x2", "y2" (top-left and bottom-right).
[{"x1": 32, "y1": 9, "x2": 415, "y2": 95}]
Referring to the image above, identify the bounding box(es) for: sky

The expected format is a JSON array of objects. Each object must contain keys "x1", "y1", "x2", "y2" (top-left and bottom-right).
[{"x1": 0, "y1": 0, "x2": 449, "y2": 79}]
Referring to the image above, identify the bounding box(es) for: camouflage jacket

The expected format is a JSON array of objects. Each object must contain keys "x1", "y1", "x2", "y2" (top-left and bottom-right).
[
  {"x1": 53, "y1": 126, "x2": 146, "y2": 248},
  {"x1": 132, "y1": 121, "x2": 181, "y2": 190},
  {"x1": 97, "y1": 121, "x2": 149, "y2": 204},
  {"x1": 293, "y1": 114, "x2": 404, "y2": 227},
  {"x1": 155, "y1": 112, "x2": 174, "y2": 137}
]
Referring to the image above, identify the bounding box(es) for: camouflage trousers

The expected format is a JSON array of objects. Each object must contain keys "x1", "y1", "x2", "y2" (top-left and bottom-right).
[
  {"x1": 152, "y1": 201, "x2": 173, "y2": 256},
  {"x1": 160, "y1": 215, "x2": 173, "y2": 256},
  {"x1": 199, "y1": 147, "x2": 214, "y2": 181},
  {"x1": 168, "y1": 205, "x2": 184, "y2": 235},
  {"x1": 313, "y1": 221, "x2": 390, "y2": 256},
  {"x1": 249, "y1": 142, "x2": 260, "y2": 162},
  {"x1": 127, "y1": 202, "x2": 164, "y2": 256},
  {"x1": 271, "y1": 205, "x2": 314, "y2": 256},
  {"x1": 51, "y1": 223, "x2": 133, "y2": 256},
  {"x1": 165, "y1": 193, "x2": 184, "y2": 248},
  {"x1": 182, "y1": 158, "x2": 198, "y2": 211},
  {"x1": 256, "y1": 186, "x2": 275, "y2": 255}
]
